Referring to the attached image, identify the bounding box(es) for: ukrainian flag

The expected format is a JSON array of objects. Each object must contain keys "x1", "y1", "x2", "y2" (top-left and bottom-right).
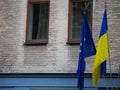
[{"x1": 92, "y1": 9, "x2": 109, "y2": 86}]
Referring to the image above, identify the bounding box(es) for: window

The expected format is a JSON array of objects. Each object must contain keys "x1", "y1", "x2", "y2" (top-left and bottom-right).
[
  {"x1": 26, "y1": 0, "x2": 50, "y2": 44},
  {"x1": 68, "y1": 0, "x2": 92, "y2": 44}
]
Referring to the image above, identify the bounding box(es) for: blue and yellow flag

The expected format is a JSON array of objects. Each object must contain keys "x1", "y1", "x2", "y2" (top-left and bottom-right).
[
  {"x1": 92, "y1": 9, "x2": 109, "y2": 86},
  {"x1": 77, "y1": 14, "x2": 96, "y2": 90}
]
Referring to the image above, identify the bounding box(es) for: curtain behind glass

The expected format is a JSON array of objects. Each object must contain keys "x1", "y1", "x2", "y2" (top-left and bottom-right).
[
  {"x1": 71, "y1": 2, "x2": 91, "y2": 39},
  {"x1": 37, "y1": 4, "x2": 48, "y2": 40},
  {"x1": 29, "y1": 3, "x2": 49, "y2": 40}
]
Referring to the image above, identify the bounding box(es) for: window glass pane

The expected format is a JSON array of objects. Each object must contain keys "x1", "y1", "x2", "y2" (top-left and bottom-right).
[
  {"x1": 29, "y1": 3, "x2": 49, "y2": 40},
  {"x1": 70, "y1": 1, "x2": 91, "y2": 39}
]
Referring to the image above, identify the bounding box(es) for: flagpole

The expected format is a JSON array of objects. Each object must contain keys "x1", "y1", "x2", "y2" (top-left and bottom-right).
[
  {"x1": 104, "y1": 1, "x2": 114, "y2": 90},
  {"x1": 104, "y1": 0, "x2": 113, "y2": 79},
  {"x1": 118, "y1": 65, "x2": 120, "y2": 78},
  {"x1": 118, "y1": 65, "x2": 120, "y2": 90},
  {"x1": 108, "y1": 52, "x2": 112, "y2": 78}
]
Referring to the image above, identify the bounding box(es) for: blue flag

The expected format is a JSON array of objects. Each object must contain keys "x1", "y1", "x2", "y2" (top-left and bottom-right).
[
  {"x1": 77, "y1": 14, "x2": 96, "y2": 90},
  {"x1": 92, "y1": 9, "x2": 109, "y2": 86},
  {"x1": 100, "y1": 9, "x2": 108, "y2": 75}
]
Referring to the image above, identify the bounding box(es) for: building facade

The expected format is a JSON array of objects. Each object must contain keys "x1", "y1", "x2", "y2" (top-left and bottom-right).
[{"x1": 0, "y1": 0, "x2": 120, "y2": 90}]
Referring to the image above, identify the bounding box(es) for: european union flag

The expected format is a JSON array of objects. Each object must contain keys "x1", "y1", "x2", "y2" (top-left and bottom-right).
[{"x1": 77, "y1": 14, "x2": 96, "y2": 90}]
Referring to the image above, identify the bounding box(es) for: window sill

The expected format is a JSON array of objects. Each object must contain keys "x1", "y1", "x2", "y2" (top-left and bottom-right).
[
  {"x1": 66, "y1": 42, "x2": 80, "y2": 45},
  {"x1": 24, "y1": 42, "x2": 48, "y2": 46}
]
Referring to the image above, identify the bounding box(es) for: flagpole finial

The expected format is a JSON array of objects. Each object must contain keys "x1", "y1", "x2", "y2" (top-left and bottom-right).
[
  {"x1": 104, "y1": 0, "x2": 107, "y2": 9},
  {"x1": 83, "y1": 11, "x2": 86, "y2": 15}
]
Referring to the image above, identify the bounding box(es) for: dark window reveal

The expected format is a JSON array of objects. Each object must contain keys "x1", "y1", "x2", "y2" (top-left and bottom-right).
[{"x1": 68, "y1": 0, "x2": 92, "y2": 44}]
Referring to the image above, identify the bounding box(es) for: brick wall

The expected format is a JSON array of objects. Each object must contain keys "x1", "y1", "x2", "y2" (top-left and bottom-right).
[
  {"x1": 0, "y1": 0, "x2": 119, "y2": 73},
  {"x1": 0, "y1": 0, "x2": 27, "y2": 72}
]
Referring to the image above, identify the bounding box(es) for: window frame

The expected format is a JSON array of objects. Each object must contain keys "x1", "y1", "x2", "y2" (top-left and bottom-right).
[
  {"x1": 67, "y1": 0, "x2": 93, "y2": 44},
  {"x1": 25, "y1": 0, "x2": 50, "y2": 45}
]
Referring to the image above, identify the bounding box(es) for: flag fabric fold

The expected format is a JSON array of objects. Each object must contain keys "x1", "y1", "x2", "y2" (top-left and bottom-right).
[
  {"x1": 77, "y1": 14, "x2": 96, "y2": 89},
  {"x1": 92, "y1": 9, "x2": 109, "y2": 86}
]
